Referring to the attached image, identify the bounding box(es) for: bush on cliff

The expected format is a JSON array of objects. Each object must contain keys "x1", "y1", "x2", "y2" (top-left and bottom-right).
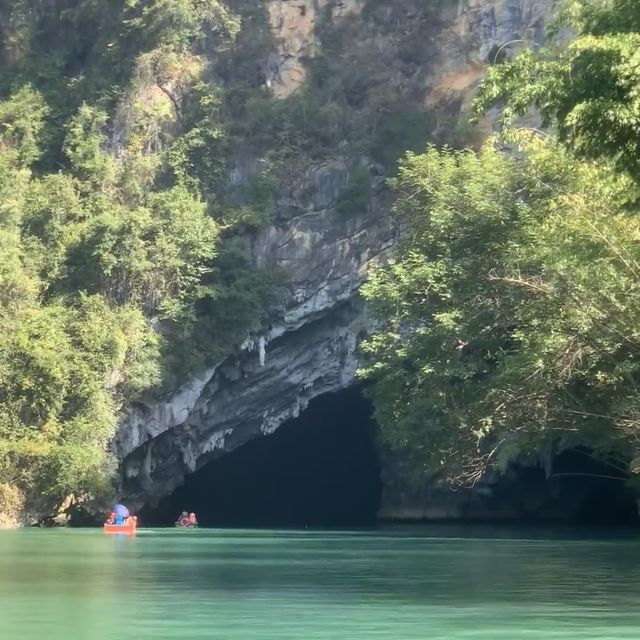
[{"x1": 0, "y1": 1, "x2": 276, "y2": 518}]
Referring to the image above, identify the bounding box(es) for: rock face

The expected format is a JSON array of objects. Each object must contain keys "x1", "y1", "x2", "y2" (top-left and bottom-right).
[
  {"x1": 265, "y1": 0, "x2": 553, "y2": 110},
  {"x1": 378, "y1": 450, "x2": 640, "y2": 524},
  {"x1": 117, "y1": 160, "x2": 395, "y2": 506},
  {"x1": 117, "y1": 0, "x2": 556, "y2": 511},
  {"x1": 265, "y1": 0, "x2": 364, "y2": 97}
]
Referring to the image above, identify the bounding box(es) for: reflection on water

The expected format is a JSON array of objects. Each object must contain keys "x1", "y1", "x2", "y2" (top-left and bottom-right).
[{"x1": 0, "y1": 526, "x2": 639, "y2": 639}]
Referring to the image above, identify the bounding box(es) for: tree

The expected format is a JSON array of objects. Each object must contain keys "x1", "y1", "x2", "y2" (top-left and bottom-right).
[
  {"x1": 474, "y1": 0, "x2": 640, "y2": 185},
  {"x1": 360, "y1": 136, "x2": 640, "y2": 483}
]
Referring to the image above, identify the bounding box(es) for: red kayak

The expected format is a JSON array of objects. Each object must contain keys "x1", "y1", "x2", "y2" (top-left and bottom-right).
[{"x1": 103, "y1": 516, "x2": 137, "y2": 534}]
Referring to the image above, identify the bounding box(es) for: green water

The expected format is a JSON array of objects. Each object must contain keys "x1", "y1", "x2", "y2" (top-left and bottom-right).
[{"x1": 1, "y1": 527, "x2": 639, "y2": 639}]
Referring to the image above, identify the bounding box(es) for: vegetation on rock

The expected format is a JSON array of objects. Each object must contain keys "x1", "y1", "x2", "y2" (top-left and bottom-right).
[
  {"x1": 361, "y1": 0, "x2": 640, "y2": 486},
  {"x1": 0, "y1": 0, "x2": 451, "y2": 520},
  {"x1": 475, "y1": 0, "x2": 640, "y2": 185},
  {"x1": 0, "y1": 0, "x2": 280, "y2": 518}
]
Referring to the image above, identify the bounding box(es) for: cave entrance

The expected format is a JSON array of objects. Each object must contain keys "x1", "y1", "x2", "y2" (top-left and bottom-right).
[
  {"x1": 549, "y1": 449, "x2": 639, "y2": 525},
  {"x1": 144, "y1": 387, "x2": 382, "y2": 528}
]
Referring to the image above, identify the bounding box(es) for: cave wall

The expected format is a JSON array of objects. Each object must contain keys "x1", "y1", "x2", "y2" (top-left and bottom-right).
[
  {"x1": 116, "y1": 0, "x2": 556, "y2": 514},
  {"x1": 379, "y1": 449, "x2": 639, "y2": 525}
]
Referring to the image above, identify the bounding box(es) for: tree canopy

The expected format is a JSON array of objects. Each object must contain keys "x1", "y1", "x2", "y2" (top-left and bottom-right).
[
  {"x1": 361, "y1": 0, "x2": 640, "y2": 486},
  {"x1": 474, "y1": 0, "x2": 640, "y2": 184}
]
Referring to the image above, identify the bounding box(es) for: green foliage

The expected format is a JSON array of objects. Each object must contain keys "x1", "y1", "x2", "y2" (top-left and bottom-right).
[
  {"x1": 336, "y1": 166, "x2": 372, "y2": 216},
  {"x1": 222, "y1": 0, "x2": 437, "y2": 171},
  {"x1": 63, "y1": 105, "x2": 114, "y2": 184},
  {"x1": 229, "y1": 86, "x2": 347, "y2": 159},
  {"x1": 360, "y1": 136, "x2": 640, "y2": 482},
  {"x1": 0, "y1": 0, "x2": 239, "y2": 169},
  {"x1": 64, "y1": 186, "x2": 217, "y2": 314},
  {"x1": 0, "y1": 295, "x2": 157, "y2": 509},
  {"x1": 165, "y1": 80, "x2": 227, "y2": 195},
  {"x1": 369, "y1": 105, "x2": 433, "y2": 167},
  {"x1": 128, "y1": 0, "x2": 240, "y2": 48},
  {"x1": 359, "y1": 0, "x2": 640, "y2": 486},
  {"x1": 474, "y1": 0, "x2": 640, "y2": 184},
  {"x1": 0, "y1": 86, "x2": 48, "y2": 166},
  {"x1": 0, "y1": 0, "x2": 282, "y2": 518}
]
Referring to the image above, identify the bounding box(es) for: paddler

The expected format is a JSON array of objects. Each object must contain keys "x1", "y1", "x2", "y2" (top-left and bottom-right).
[{"x1": 112, "y1": 503, "x2": 130, "y2": 525}]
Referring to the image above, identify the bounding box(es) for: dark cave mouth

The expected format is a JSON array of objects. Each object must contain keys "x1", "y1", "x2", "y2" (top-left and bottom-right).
[
  {"x1": 143, "y1": 387, "x2": 383, "y2": 528},
  {"x1": 141, "y1": 387, "x2": 640, "y2": 529},
  {"x1": 546, "y1": 448, "x2": 640, "y2": 526}
]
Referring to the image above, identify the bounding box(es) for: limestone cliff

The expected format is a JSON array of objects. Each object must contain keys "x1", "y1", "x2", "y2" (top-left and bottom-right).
[
  {"x1": 117, "y1": 161, "x2": 395, "y2": 505},
  {"x1": 116, "y1": 0, "x2": 555, "y2": 511},
  {"x1": 265, "y1": 0, "x2": 363, "y2": 97},
  {"x1": 265, "y1": 0, "x2": 551, "y2": 117}
]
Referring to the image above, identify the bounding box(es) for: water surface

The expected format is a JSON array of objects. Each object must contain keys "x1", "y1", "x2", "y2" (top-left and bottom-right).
[{"x1": 1, "y1": 526, "x2": 639, "y2": 639}]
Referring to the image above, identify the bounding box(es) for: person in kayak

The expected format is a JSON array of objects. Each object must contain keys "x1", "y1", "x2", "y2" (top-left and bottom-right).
[
  {"x1": 177, "y1": 511, "x2": 190, "y2": 527},
  {"x1": 112, "y1": 503, "x2": 130, "y2": 525},
  {"x1": 188, "y1": 513, "x2": 198, "y2": 527}
]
